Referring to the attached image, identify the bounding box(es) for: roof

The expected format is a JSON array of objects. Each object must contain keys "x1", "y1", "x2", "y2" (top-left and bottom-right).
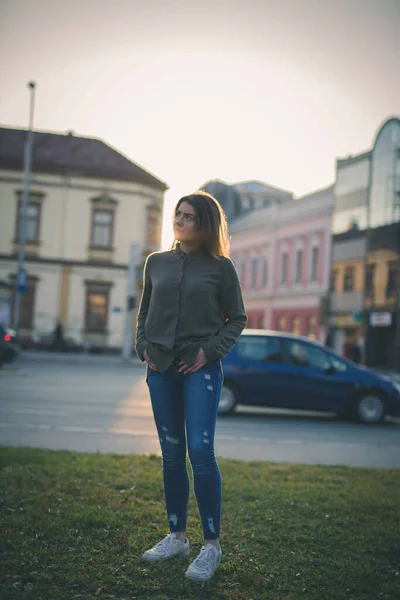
[
  {"x1": 336, "y1": 150, "x2": 371, "y2": 167},
  {"x1": 0, "y1": 126, "x2": 168, "y2": 191},
  {"x1": 233, "y1": 179, "x2": 294, "y2": 197},
  {"x1": 229, "y1": 183, "x2": 333, "y2": 234},
  {"x1": 295, "y1": 184, "x2": 334, "y2": 202}
]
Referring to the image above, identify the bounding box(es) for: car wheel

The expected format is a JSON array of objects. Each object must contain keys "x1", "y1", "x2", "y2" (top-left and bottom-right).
[
  {"x1": 356, "y1": 392, "x2": 386, "y2": 424},
  {"x1": 218, "y1": 381, "x2": 239, "y2": 415}
]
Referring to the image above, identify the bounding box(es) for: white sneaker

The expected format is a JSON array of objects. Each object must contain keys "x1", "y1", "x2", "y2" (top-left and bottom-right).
[
  {"x1": 142, "y1": 533, "x2": 190, "y2": 563},
  {"x1": 185, "y1": 544, "x2": 222, "y2": 582}
]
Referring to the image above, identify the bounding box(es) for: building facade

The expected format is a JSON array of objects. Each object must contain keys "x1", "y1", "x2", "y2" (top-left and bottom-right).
[
  {"x1": 0, "y1": 127, "x2": 167, "y2": 351},
  {"x1": 229, "y1": 185, "x2": 334, "y2": 342},
  {"x1": 328, "y1": 117, "x2": 400, "y2": 368}
]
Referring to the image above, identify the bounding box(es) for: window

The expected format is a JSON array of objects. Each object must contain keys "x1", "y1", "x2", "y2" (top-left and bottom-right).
[
  {"x1": 146, "y1": 204, "x2": 162, "y2": 249},
  {"x1": 84, "y1": 282, "x2": 112, "y2": 333},
  {"x1": 291, "y1": 316, "x2": 302, "y2": 336},
  {"x1": 15, "y1": 197, "x2": 42, "y2": 243},
  {"x1": 237, "y1": 336, "x2": 282, "y2": 363},
  {"x1": 281, "y1": 252, "x2": 289, "y2": 284},
  {"x1": 91, "y1": 210, "x2": 114, "y2": 248},
  {"x1": 277, "y1": 315, "x2": 287, "y2": 332},
  {"x1": 330, "y1": 355, "x2": 348, "y2": 372},
  {"x1": 250, "y1": 258, "x2": 258, "y2": 288},
  {"x1": 330, "y1": 268, "x2": 338, "y2": 292},
  {"x1": 386, "y1": 261, "x2": 398, "y2": 299},
  {"x1": 288, "y1": 340, "x2": 331, "y2": 371},
  {"x1": 295, "y1": 249, "x2": 303, "y2": 283},
  {"x1": 262, "y1": 258, "x2": 268, "y2": 287},
  {"x1": 310, "y1": 246, "x2": 319, "y2": 281},
  {"x1": 343, "y1": 266, "x2": 355, "y2": 291},
  {"x1": 365, "y1": 264, "x2": 376, "y2": 300},
  {"x1": 306, "y1": 315, "x2": 318, "y2": 340},
  {"x1": 239, "y1": 262, "x2": 246, "y2": 286}
]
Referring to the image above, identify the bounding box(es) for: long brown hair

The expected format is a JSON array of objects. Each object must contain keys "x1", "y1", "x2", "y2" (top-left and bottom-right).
[{"x1": 171, "y1": 191, "x2": 230, "y2": 258}]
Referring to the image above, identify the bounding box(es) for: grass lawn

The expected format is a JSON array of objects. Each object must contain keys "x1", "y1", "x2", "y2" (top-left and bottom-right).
[{"x1": 0, "y1": 447, "x2": 399, "y2": 600}]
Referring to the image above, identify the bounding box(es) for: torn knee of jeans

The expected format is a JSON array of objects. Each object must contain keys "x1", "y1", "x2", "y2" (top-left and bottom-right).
[
  {"x1": 203, "y1": 430, "x2": 210, "y2": 444},
  {"x1": 207, "y1": 384, "x2": 213, "y2": 391}
]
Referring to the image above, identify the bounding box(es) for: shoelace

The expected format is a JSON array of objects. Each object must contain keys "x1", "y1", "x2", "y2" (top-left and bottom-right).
[
  {"x1": 192, "y1": 546, "x2": 218, "y2": 572},
  {"x1": 154, "y1": 535, "x2": 174, "y2": 552}
]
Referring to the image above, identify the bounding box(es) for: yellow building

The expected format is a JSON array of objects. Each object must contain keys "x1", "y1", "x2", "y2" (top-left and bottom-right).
[{"x1": 0, "y1": 127, "x2": 167, "y2": 350}]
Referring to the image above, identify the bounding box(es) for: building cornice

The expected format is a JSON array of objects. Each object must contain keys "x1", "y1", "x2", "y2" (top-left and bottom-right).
[
  {"x1": 0, "y1": 172, "x2": 164, "y2": 202},
  {"x1": 0, "y1": 253, "x2": 128, "y2": 270}
]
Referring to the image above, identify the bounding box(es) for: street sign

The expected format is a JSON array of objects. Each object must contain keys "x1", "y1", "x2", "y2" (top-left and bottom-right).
[
  {"x1": 353, "y1": 310, "x2": 364, "y2": 324},
  {"x1": 17, "y1": 268, "x2": 27, "y2": 293}
]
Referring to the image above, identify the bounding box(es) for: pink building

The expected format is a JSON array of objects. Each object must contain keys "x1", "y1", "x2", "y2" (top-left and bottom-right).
[{"x1": 230, "y1": 186, "x2": 334, "y2": 342}]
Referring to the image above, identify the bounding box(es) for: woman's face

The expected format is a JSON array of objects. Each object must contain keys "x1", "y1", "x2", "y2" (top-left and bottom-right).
[{"x1": 173, "y1": 201, "x2": 199, "y2": 243}]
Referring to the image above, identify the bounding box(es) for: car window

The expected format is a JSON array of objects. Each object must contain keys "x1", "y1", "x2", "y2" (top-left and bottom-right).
[
  {"x1": 288, "y1": 340, "x2": 331, "y2": 371},
  {"x1": 237, "y1": 337, "x2": 283, "y2": 363},
  {"x1": 330, "y1": 355, "x2": 348, "y2": 372}
]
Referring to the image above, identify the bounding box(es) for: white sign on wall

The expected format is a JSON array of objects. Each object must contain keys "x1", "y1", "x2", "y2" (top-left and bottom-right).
[{"x1": 369, "y1": 312, "x2": 392, "y2": 327}]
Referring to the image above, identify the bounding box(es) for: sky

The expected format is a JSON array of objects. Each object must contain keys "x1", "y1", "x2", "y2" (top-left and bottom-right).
[{"x1": 1, "y1": 0, "x2": 399, "y2": 247}]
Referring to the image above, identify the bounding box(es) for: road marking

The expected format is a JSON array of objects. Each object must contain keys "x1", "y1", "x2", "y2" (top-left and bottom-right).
[
  {"x1": 110, "y1": 428, "x2": 157, "y2": 437},
  {"x1": 56, "y1": 426, "x2": 105, "y2": 434},
  {"x1": 0, "y1": 408, "x2": 71, "y2": 417}
]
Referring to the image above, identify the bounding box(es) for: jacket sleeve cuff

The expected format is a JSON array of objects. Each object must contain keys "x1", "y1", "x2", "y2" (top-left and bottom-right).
[
  {"x1": 136, "y1": 341, "x2": 147, "y2": 362},
  {"x1": 201, "y1": 339, "x2": 221, "y2": 362}
]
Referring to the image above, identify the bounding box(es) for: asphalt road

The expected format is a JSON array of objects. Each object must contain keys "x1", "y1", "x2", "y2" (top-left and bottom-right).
[{"x1": 1, "y1": 352, "x2": 400, "y2": 468}]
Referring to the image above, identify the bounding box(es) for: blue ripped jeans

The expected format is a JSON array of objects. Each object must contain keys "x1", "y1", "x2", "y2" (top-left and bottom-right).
[{"x1": 146, "y1": 359, "x2": 223, "y2": 540}]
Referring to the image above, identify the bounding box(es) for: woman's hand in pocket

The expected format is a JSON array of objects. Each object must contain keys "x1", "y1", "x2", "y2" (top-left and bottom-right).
[
  {"x1": 178, "y1": 348, "x2": 207, "y2": 374},
  {"x1": 144, "y1": 349, "x2": 157, "y2": 371}
]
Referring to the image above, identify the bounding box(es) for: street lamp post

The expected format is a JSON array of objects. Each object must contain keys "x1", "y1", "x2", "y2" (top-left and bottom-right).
[{"x1": 13, "y1": 81, "x2": 36, "y2": 338}]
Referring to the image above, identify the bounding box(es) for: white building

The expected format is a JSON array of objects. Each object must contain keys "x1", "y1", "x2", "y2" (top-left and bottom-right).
[{"x1": 0, "y1": 127, "x2": 167, "y2": 351}]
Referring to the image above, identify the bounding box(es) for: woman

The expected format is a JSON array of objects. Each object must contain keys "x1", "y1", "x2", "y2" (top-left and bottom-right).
[{"x1": 135, "y1": 191, "x2": 246, "y2": 582}]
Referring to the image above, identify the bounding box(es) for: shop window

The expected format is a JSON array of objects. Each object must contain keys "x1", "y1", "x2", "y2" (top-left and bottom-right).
[
  {"x1": 84, "y1": 281, "x2": 112, "y2": 333},
  {"x1": 277, "y1": 316, "x2": 287, "y2": 331},
  {"x1": 291, "y1": 316, "x2": 302, "y2": 336},
  {"x1": 306, "y1": 315, "x2": 318, "y2": 340}
]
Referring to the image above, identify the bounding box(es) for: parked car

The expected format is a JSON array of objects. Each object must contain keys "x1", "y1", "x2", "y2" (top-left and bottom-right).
[
  {"x1": 0, "y1": 324, "x2": 19, "y2": 364},
  {"x1": 220, "y1": 330, "x2": 400, "y2": 424}
]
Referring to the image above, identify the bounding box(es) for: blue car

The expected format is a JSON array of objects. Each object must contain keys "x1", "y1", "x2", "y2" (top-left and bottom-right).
[{"x1": 220, "y1": 330, "x2": 400, "y2": 424}]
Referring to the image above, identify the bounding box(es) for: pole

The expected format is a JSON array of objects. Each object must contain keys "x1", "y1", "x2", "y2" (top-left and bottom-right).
[
  {"x1": 122, "y1": 243, "x2": 140, "y2": 362},
  {"x1": 14, "y1": 81, "x2": 36, "y2": 338}
]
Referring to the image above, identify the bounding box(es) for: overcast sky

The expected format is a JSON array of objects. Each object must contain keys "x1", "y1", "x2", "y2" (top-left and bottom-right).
[{"x1": 1, "y1": 0, "x2": 399, "y2": 245}]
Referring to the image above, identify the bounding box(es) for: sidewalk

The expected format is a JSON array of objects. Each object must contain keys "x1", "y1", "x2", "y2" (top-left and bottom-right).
[{"x1": 14, "y1": 349, "x2": 143, "y2": 367}]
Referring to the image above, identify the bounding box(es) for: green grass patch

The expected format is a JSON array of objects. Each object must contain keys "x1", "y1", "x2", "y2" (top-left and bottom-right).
[{"x1": 0, "y1": 447, "x2": 399, "y2": 600}]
